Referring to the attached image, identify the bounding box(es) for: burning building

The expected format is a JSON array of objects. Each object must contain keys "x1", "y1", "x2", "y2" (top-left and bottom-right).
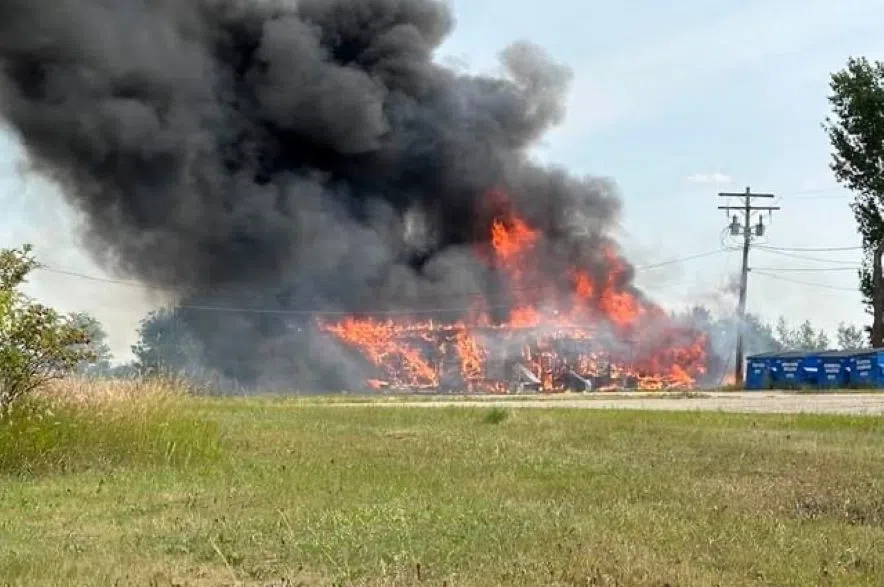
[
  {"x1": 0, "y1": 0, "x2": 711, "y2": 392},
  {"x1": 320, "y1": 190, "x2": 708, "y2": 392}
]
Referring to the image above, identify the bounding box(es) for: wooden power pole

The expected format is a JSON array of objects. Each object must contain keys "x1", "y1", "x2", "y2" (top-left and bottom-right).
[{"x1": 718, "y1": 187, "x2": 779, "y2": 387}]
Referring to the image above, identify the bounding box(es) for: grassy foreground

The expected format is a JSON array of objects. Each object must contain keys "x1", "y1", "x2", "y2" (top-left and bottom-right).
[{"x1": 1, "y1": 382, "x2": 883, "y2": 586}]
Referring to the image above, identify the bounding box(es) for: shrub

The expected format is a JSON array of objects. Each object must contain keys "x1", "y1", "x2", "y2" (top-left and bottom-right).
[
  {"x1": 482, "y1": 406, "x2": 510, "y2": 424},
  {"x1": 0, "y1": 245, "x2": 95, "y2": 410},
  {"x1": 0, "y1": 378, "x2": 221, "y2": 475}
]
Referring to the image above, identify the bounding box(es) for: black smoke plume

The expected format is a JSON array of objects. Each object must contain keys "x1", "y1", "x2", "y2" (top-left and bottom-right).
[{"x1": 0, "y1": 0, "x2": 639, "y2": 389}]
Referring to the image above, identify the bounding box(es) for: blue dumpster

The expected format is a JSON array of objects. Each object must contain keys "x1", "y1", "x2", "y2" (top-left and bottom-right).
[
  {"x1": 745, "y1": 352, "x2": 778, "y2": 390},
  {"x1": 847, "y1": 348, "x2": 884, "y2": 388},
  {"x1": 798, "y1": 350, "x2": 828, "y2": 388},
  {"x1": 769, "y1": 351, "x2": 810, "y2": 389},
  {"x1": 817, "y1": 350, "x2": 854, "y2": 389}
]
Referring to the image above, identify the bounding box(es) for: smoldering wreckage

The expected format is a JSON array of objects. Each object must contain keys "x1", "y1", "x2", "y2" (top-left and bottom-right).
[{"x1": 0, "y1": 0, "x2": 718, "y2": 393}]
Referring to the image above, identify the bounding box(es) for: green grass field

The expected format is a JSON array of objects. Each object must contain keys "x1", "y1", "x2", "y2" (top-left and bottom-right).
[{"x1": 1, "y1": 381, "x2": 883, "y2": 586}]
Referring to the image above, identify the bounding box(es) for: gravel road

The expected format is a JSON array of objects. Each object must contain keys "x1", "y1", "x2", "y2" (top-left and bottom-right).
[{"x1": 342, "y1": 392, "x2": 884, "y2": 416}]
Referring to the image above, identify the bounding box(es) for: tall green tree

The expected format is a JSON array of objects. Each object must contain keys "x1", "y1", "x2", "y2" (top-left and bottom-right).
[
  {"x1": 775, "y1": 317, "x2": 797, "y2": 351},
  {"x1": 741, "y1": 313, "x2": 782, "y2": 355},
  {"x1": 132, "y1": 307, "x2": 203, "y2": 377},
  {"x1": 836, "y1": 322, "x2": 867, "y2": 350},
  {"x1": 795, "y1": 320, "x2": 830, "y2": 351},
  {"x1": 68, "y1": 312, "x2": 113, "y2": 375},
  {"x1": 0, "y1": 245, "x2": 94, "y2": 409},
  {"x1": 773, "y1": 317, "x2": 830, "y2": 351},
  {"x1": 823, "y1": 57, "x2": 884, "y2": 345}
]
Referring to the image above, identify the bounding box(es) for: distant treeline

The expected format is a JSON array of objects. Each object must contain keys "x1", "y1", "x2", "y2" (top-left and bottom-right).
[{"x1": 72, "y1": 305, "x2": 867, "y2": 384}]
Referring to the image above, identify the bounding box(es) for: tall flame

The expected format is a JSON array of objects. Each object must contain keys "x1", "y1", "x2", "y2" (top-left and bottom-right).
[{"x1": 320, "y1": 192, "x2": 708, "y2": 392}]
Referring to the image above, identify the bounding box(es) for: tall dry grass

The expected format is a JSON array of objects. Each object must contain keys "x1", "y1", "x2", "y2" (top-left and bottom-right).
[{"x1": 0, "y1": 377, "x2": 221, "y2": 476}]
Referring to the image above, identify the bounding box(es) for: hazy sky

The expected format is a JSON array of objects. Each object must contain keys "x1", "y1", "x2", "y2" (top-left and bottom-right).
[{"x1": 1, "y1": 0, "x2": 882, "y2": 358}]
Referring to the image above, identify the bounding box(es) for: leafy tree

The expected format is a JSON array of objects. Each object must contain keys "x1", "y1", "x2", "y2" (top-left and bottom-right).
[
  {"x1": 742, "y1": 313, "x2": 781, "y2": 355},
  {"x1": 132, "y1": 307, "x2": 204, "y2": 377},
  {"x1": 68, "y1": 312, "x2": 113, "y2": 375},
  {"x1": 823, "y1": 57, "x2": 884, "y2": 344},
  {"x1": 795, "y1": 320, "x2": 830, "y2": 351},
  {"x1": 836, "y1": 322, "x2": 867, "y2": 350},
  {"x1": 817, "y1": 330, "x2": 831, "y2": 351},
  {"x1": 775, "y1": 317, "x2": 797, "y2": 350},
  {"x1": 774, "y1": 317, "x2": 830, "y2": 351},
  {"x1": 0, "y1": 245, "x2": 95, "y2": 410},
  {"x1": 674, "y1": 306, "x2": 781, "y2": 357}
]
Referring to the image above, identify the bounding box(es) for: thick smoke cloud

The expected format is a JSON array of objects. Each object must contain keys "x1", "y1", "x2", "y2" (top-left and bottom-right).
[{"x1": 0, "y1": 0, "x2": 629, "y2": 389}]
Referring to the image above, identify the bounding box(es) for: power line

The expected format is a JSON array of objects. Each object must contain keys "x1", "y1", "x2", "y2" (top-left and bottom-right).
[
  {"x1": 635, "y1": 248, "x2": 731, "y2": 270},
  {"x1": 173, "y1": 302, "x2": 493, "y2": 316},
  {"x1": 31, "y1": 248, "x2": 733, "y2": 316},
  {"x1": 754, "y1": 248, "x2": 861, "y2": 265},
  {"x1": 36, "y1": 267, "x2": 155, "y2": 290},
  {"x1": 750, "y1": 266, "x2": 858, "y2": 272},
  {"x1": 788, "y1": 195, "x2": 847, "y2": 200},
  {"x1": 130, "y1": 272, "x2": 748, "y2": 316},
  {"x1": 777, "y1": 187, "x2": 848, "y2": 200},
  {"x1": 35, "y1": 249, "x2": 731, "y2": 292},
  {"x1": 757, "y1": 244, "x2": 862, "y2": 252},
  {"x1": 752, "y1": 270, "x2": 859, "y2": 292}
]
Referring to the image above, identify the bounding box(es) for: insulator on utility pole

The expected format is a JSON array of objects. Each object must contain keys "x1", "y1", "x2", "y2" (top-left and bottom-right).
[
  {"x1": 717, "y1": 186, "x2": 780, "y2": 387},
  {"x1": 730, "y1": 215, "x2": 741, "y2": 235}
]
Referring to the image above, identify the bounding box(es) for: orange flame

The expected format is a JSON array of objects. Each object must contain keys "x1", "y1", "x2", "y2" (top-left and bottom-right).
[
  {"x1": 321, "y1": 191, "x2": 708, "y2": 393},
  {"x1": 454, "y1": 328, "x2": 485, "y2": 389},
  {"x1": 490, "y1": 216, "x2": 539, "y2": 261},
  {"x1": 323, "y1": 318, "x2": 440, "y2": 388}
]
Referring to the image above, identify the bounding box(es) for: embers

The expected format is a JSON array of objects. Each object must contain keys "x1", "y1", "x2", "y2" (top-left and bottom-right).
[{"x1": 342, "y1": 326, "x2": 670, "y2": 393}]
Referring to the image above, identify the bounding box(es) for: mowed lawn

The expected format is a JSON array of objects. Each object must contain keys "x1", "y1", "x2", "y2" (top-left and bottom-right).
[{"x1": 1, "y1": 390, "x2": 883, "y2": 586}]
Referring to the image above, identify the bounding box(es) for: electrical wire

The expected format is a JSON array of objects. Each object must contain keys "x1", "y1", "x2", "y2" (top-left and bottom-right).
[
  {"x1": 777, "y1": 187, "x2": 849, "y2": 200},
  {"x1": 33, "y1": 248, "x2": 733, "y2": 315},
  {"x1": 751, "y1": 270, "x2": 859, "y2": 292},
  {"x1": 37, "y1": 249, "x2": 732, "y2": 289},
  {"x1": 172, "y1": 302, "x2": 501, "y2": 316},
  {"x1": 635, "y1": 248, "x2": 732, "y2": 270},
  {"x1": 753, "y1": 247, "x2": 861, "y2": 265},
  {"x1": 35, "y1": 267, "x2": 154, "y2": 290},
  {"x1": 756, "y1": 244, "x2": 862, "y2": 252},
  {"x1": 749, "y1": 266, "x2": 858, "y2": 272}
]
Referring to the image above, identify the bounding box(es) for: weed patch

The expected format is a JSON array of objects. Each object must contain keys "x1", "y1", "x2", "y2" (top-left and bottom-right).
[
  {"x1": 0, "y1": 379, "x2": 221, "y2": 476},
  {"x1": 482, "y1": 406, "x2": 510, "y2": 424}
]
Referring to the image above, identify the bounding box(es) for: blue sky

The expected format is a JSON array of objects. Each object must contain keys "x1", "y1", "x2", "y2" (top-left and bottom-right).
[{"x1": 2, "y1": 0, "x2": 883, "y2": 357}]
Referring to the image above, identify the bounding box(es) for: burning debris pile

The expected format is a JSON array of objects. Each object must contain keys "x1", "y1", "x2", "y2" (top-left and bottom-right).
[
  {"x1": 321, "y1": 191, "x2": 708, "y2": 392},
  {"x1": 0, "y1": 0, "x2": 712, "y2": 392}
]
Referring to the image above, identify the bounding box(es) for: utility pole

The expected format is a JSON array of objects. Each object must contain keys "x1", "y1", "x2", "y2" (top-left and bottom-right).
[{"x1": 718, "y1": 186, "x2": 779, "y2": 387}]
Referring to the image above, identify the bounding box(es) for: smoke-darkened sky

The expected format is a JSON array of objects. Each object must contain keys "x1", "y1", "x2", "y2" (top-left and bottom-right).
[
  {"x1": 0, "y1": 0, "x2": 625, "y2": 301},
  {"x1": 0, "y1": 0, "x2": 641, "y2": 387},
  {"x1": 0, "y1": 0, "x2": 877, "y2": 363}
]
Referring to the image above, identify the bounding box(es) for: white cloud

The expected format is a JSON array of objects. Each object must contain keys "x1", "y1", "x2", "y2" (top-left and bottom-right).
[{"x1": 686, "y1": 172, "x2": 733, "y2": 186}]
